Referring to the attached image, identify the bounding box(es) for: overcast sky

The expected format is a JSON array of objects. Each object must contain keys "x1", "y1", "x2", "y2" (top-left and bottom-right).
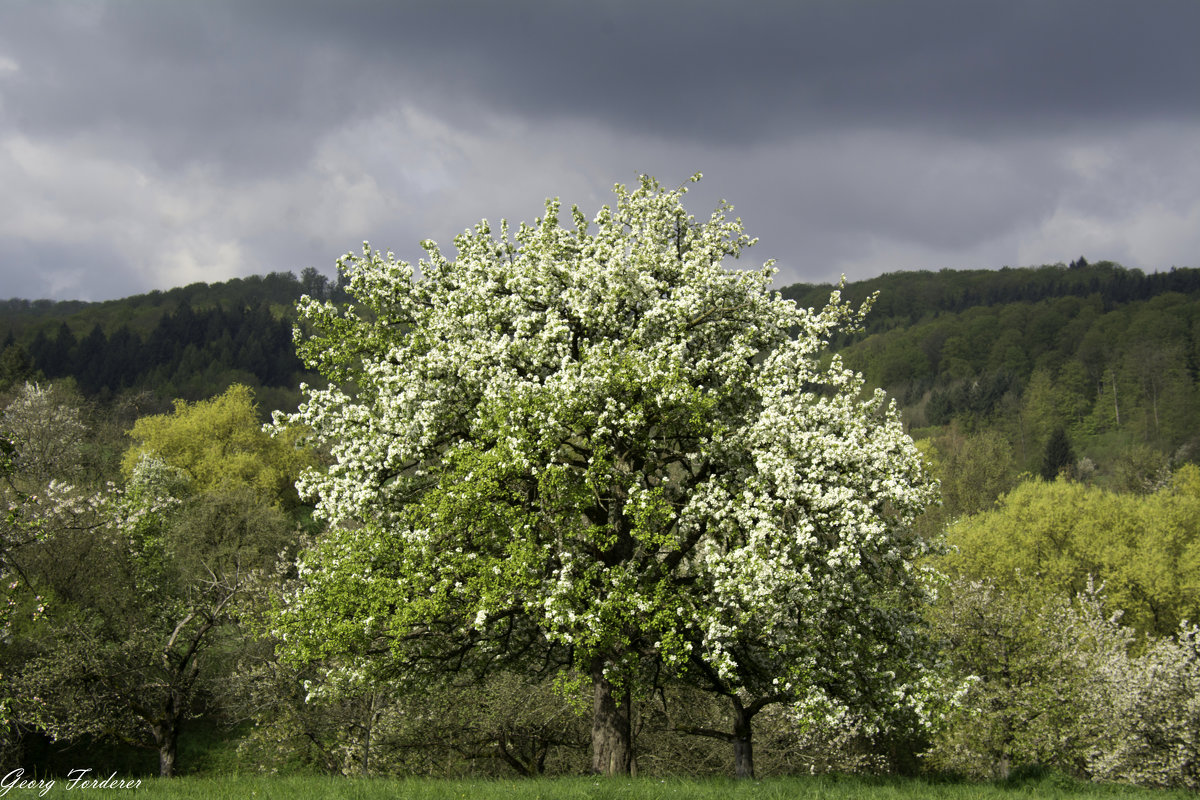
[{"x1": 1, "y1": 1, "x2": 1198, "y2": 301}]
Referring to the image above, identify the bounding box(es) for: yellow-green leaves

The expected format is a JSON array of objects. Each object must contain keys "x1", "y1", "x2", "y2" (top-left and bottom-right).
[
  {"x1": 944, "y1": 473, "x2": 1200, "y2": 635},
  {"x1": 124, "y1": 384, "x2": 313, "y2": 509}
]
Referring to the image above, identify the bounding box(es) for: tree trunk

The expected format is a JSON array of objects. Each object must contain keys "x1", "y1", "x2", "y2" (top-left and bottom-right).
[
  {"x1": 360, "y1": 690, "x2": 383, "y2": 776},
  {"x1": 732, "y1": 702, "x2": 755, "y2": 780},
  {"x1": 152, "y1": 720, "x2": 179, "y2": 778},
  {"x1": 361, "y1": 715, "x2": 371, "y2": 776},
  {"x1": 1112, "y1": 371, "x2": 1120, "y2": 428},
  {"x1": 673, "y1": 692, "x2": 782, "y2": 780},
  {"x1": 591, "y1": 657, "x2": 634, "y2": 776}
]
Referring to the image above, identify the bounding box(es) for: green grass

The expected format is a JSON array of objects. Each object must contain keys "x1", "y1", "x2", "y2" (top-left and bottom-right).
[{"x1": 10, "y1": 774, "x2": 1196, "y2": 800}]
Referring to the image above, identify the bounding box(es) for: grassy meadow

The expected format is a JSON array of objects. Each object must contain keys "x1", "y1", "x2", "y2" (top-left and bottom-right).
[{"x1": 12, "y1": 774, "x2": 1197, "y2": 800}]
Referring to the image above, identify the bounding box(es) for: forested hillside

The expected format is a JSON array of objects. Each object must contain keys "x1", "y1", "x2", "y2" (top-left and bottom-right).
[
  {"x1": 786, "y1": 260, "x2": 1200, "y2": 498},
  {"x1": 0, "y1": 268, "x2": 342, "y2": 410},
  {"x1": 781, "y1": 258, "x2": 1200, "y2": 331},
  {"x1": 5, "y1": 258, "x2": 1197, "y2": 495},
  {"x1": 6, "y1": 258, "x2": 1199, "y2": 535}
]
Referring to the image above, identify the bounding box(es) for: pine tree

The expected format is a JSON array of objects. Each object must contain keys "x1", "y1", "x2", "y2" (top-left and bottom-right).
[{"x1": 1041, "y1": 426, "x2": 1074, "y2": 480}]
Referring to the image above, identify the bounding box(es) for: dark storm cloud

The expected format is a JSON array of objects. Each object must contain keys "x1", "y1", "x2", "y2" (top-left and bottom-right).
[
  {"x1": 6, "y1": 0, "x2": 1197, "y2": 173},
  {"x1": 0, "y1": 0, "x2": 1198, "y2": 300},
  {"x1": 256, "y1": 2, "x2": 1195, "y2": 121},
  {"x1": 0, "y1": 2, "x2": 373, "y2": 177},
  {"x1": 248, "y1": 0, "x2": 1200, "y2": 136}
]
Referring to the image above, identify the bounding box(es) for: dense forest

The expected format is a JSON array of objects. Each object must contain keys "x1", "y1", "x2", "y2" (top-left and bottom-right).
[
  {"x1": 782, "y1": 259, "x2": 1200, "y2": 495},
  {"x1": 2, "y1": 258, "x2": 1199, "y2": 787},
  {"x1": 0, "y1": 267, "x2": 345, "y2": 411}
]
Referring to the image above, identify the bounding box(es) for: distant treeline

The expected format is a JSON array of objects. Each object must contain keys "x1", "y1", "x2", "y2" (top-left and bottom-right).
[
  {"x1": 0, "y1": 268, "x2": 343, "y2": 404},
  {"x1": 18, "y1": 301, "x2": 299, "y2": 395},
  {"x1": 782, "y1": 259, "x2": 1200, "y2": 333},
  {"x1": 5, "y1": 258, "x2": 1200, "y2": 446}
]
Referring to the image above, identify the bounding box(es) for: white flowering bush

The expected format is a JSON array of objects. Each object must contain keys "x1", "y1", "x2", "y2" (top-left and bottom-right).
[
  {"x1": 273, "y1": 175, "x2": 938, "y2": 774},
  {"x1": 0, "y1": 382, "x2": 87, "y2": 486},
  {"x1": 931, "y1": 575, "x2": 1200, "y2": 789},
  {"x1": 2, "y1": 383, "x2": 90, "y2": 609},
  {"x1": 1, "y1": 385, "x2": 106, "y2": 653},
  {"x1": 1066, "y1": 586, "x2": 1200, "y2": 789}
]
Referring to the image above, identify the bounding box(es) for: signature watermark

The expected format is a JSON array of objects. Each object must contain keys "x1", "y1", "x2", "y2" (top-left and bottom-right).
[{"x1": 1, "y1": 768, "x2": 142, "y2": 796}]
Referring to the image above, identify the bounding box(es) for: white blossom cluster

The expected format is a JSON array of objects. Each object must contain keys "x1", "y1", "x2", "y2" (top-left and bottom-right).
[
  {"x1": 0, "y1": 383, "x2": 87, "y2": 486},
  {"x1": 1065, "y1": 587, "x2": 1200, "y2": 789},
  {"x1": 932, "y1": 576, "x2": 1200, "y2": 788},
  {"x1": 272, "y1": 175, "x2": 938, "y2": 715},
  {"x1": 2, "y1": 383, "x2": 93, "y2": 645}
]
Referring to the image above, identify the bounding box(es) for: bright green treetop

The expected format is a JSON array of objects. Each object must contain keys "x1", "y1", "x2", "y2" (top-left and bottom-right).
[
  {"x1": 943, "y1": 467, "x2": 1200, "y2": 635},
  {"x1": 123, "y1": 384, "x2": 312, "y2": 508}
]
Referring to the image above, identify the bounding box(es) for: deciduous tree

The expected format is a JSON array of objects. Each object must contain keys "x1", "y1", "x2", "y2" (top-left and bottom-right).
[
  {"x1": 943, "y1": 467, "x2": 1200, "y2": 636},
  {"x1": 123, "y1": 384, "x2": 313, "y2": 511},
  {"x1": 273, "y1": 175, "x2": 938, "y2": 775},
  {"x1": 13, "y1": 457, "x2": 293, "y2": 777},
  {"x1": 4, "y1": 384, "x2": 307, "y2": 777}
]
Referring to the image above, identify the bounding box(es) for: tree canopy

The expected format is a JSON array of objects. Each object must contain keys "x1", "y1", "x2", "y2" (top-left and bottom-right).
[
  {"x1": 273, "y1": 175, "x2": 938, "y2": 776},
  {"x1": 123, "y1": 384, "x2": 313, "y2": 510},
  {"x1": 942, "y1": 467, "x2": 1200, "y2": 636},
  {"x1": 0, "y1": 382, "x2": 307, "y2": 777}
]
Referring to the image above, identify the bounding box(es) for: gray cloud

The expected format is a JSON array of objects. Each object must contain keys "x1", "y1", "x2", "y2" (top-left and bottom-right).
[
  {"x1": 228, "y1": 0, "x2": 1200, "y2": 138},
  {"x1": 0, "y1": 0, "x2": 1197, "y2": 300}
]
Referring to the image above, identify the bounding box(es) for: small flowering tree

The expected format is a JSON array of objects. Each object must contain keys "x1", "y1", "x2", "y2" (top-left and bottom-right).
[
  {"x1": 1, "y1": 382, "x2": 92, "y2": 631},
  {"x1": 1067, "y1": 586, "x2": 1200, "y2": 789},
  {"x1": 274, "y1": 175, "x2": 937, "y2": 775},
  {"x1": 3, "y1": 385, "x2": 303, "y2": 778},
  {"x1": 931, "y1": 576, "x2": 1200, "y2": 788}
]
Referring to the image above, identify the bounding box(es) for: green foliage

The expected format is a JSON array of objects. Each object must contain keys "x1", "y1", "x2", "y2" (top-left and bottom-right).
[
  {"x1": 803, "y1": 266, "x2": 1200, "y2": 488},
  {"x1": 931, "y1": 577, "x2": 1200, "y2": 790},
  {"x1": 0, "y1": 382, "x2": 310, "y2": 778},
  {"x1": 1111, "y1": 443, "x2": 1172, "y2": 494},
  {"x1": 783, "y1": 261, "x2": 1200, "y2": 335},
  {"x1": 123, "y1": 384, "x2": 313, "y2": 509},
  {"x1": 927, "y1": 578, "x2": 1085, "y2": 778},
  {"x1": 930, "y1": 427, "x2": 1016, "y2": 519},
  {"x1": 11, "y1": 461, "x2": 295, "y2": 776},
  {"x1": 942, "y1": 469, "x2": 1200, "y2": 636}
]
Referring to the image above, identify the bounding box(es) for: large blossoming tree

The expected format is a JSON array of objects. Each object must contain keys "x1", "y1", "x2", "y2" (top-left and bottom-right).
[{"x1": 273, "y1": 175, "x2": 937, "y2": 776}]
